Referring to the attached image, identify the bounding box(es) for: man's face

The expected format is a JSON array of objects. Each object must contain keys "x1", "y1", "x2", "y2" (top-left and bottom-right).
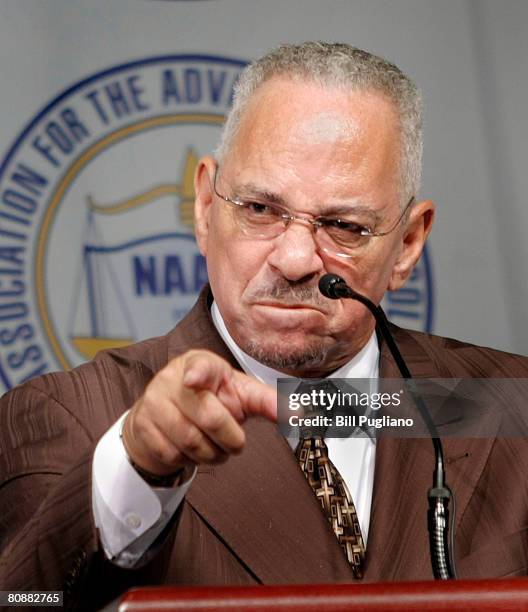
[{"x1": 194, "y1": 77, "x2": 434, "y2": 376}]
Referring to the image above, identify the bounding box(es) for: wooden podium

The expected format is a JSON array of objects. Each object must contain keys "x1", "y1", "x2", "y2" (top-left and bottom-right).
[{"x1": 116, "y1": 579, "x2": 528, "y2": 611}]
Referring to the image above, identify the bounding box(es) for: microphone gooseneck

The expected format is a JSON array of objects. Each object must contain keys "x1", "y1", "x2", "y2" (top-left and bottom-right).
[{"x1": 318, "y1": 273, "x2": 456, "y2": 580}]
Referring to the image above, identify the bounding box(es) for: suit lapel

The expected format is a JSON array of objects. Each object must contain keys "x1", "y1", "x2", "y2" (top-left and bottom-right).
[
  {"x1": 365, "y1": 326, "x2": 499, "y2": 581},
  {"x1": 187, "y1": 419, "x2": 353, "y2": 583}
]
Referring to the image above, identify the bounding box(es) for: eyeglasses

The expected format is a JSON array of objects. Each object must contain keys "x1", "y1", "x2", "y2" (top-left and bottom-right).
[{"x1": 212, "y1": 166, "x2": 414, "y2": 259}]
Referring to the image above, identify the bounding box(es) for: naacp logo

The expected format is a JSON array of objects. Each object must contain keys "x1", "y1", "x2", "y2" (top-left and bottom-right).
[{"x1": 0, "y1": 54, "x2": 433, "y2": 391}]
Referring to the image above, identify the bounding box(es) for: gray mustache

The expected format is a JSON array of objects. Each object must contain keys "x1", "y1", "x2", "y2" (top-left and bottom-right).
[{"x1": 248, "y1": 283, "x2": 328, "y2": 307}]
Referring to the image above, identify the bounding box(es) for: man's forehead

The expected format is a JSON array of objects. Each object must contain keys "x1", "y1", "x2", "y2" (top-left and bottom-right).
[
  {"x1": 250, "y1": 76, "x2": 393, "y2": 118},
  {"x1": 295, "y1": 111, "x2": 361, "y2": 145},
  {"x1": 232, "y1": 77, "x2": 398, "y2": 153},
  {"x1": 221, "y1": 77, "x2": 401, "y2": 203}
]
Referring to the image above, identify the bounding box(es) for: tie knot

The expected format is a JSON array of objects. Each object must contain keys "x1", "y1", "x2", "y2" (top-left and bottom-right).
[{"x1": 294, "y1": 379, "x2": 341, "y2": 439}]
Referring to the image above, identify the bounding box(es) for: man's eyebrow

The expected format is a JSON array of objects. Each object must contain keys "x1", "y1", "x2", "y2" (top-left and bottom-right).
[
  {"x1": 233, "y1": 182, "x2": 382, "y2": 222},
  {"x1": 319, "y1": 205, "x2": 381, "y2": 223},
  {"x1": 233, "y1": 182, "x2": 288, "y2": 207}
]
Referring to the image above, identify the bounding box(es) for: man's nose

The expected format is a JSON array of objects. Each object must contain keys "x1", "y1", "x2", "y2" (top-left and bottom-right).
[{"x1": 266, "y1": 222, "x2": 324, "y2": 282}]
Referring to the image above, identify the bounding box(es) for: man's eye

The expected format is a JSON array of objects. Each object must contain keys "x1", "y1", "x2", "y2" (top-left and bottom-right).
[
  {"x1": 241, "y1": 201, "x2": 284, "y2": 218},
  {"x1": 320, "y1": 218, "x2": 368, "y2": 234},
  {"x1": 246, "y1": 202, "x2": 273, "y2": 214}
]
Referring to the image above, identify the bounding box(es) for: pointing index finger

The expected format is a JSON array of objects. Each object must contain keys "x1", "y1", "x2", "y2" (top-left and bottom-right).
[
  {"x1": 181, "y1": 351, "x2": 277, "y2": 424},
  {"x1": 230, "y1": 371, "x2": 277, "y2": 423},
  {"x1": 182, "y1": 350, "x2": 232, "y2": 391}
]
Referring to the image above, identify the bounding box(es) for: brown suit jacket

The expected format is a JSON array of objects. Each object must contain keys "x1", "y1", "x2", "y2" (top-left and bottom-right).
[{"x1": 1, "y1": 287, "x2": 528, "y2": 609}]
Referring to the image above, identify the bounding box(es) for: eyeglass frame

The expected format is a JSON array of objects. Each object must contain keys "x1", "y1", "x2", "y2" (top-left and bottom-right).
[{"x1": 211, "y1": 165, "x2": 415, "y2": 259}]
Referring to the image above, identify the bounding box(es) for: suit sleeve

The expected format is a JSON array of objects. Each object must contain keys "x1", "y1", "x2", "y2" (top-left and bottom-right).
[{"x1": 0, "y1": 383, "x2": 178, "y2": 610}]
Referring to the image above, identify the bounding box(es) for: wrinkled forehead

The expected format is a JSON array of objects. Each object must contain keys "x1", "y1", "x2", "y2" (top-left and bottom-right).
[
  {"x1": 227, "y1": 77, "x2": 398, "y2": 153},
  {"x1": 221, "y1": 77, "x2": 401, "y2": 199}
]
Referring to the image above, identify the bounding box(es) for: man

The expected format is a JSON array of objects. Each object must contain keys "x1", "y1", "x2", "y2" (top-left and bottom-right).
[{"x1": 1, "y1": 42, "x2": 527, "y2": 610}]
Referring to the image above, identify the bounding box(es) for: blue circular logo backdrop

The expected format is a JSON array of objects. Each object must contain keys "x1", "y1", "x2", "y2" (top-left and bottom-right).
[{"x1": 0, "y1": 54, "x2": 433, "y2": 391}]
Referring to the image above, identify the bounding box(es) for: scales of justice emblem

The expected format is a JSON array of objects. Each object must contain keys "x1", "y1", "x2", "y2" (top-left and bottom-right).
[{"x1": 68, "y1": 148, "x2": 207, "y2": 363}]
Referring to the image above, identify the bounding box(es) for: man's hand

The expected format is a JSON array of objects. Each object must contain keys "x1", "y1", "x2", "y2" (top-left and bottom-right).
[{"x1": 122, "y1": 350, "x2": 277, "y2": 476}]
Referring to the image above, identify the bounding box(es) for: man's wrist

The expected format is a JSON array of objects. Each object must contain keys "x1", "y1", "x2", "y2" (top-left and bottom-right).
[
  {"x1": 119, "y1": 416, "x2": 185, "y2": 488},
  {"x1": 126, "y1": 457, "x2": 184, "y2": 488}
]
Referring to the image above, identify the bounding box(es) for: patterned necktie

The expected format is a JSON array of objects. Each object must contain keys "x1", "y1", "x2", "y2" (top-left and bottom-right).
[{"x1": 295, "y1": 435, "x2": 366, "y2": 578}]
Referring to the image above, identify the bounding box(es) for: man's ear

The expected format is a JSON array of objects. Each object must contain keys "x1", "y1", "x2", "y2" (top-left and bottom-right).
[
  {"x1": 193, "y1": 156, "x2": 217, "y2": 256},
  {"x1": 388, "y1": 199, "x2": 435, "y2": 291}
]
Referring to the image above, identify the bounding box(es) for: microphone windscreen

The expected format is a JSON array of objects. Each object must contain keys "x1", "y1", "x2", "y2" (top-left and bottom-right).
[{"x1": 318, "y1": 274, "x2": 346, "y2": 299}]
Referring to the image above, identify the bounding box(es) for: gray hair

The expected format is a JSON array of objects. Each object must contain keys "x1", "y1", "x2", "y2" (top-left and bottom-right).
[{"x1": 216, "y1": 41, "x2": 423, "y2": 205}]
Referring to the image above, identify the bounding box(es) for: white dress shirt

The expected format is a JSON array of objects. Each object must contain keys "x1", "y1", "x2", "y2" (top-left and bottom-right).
[{"x1": 92, "y1": 301, "x2": 379, "y2": 566}]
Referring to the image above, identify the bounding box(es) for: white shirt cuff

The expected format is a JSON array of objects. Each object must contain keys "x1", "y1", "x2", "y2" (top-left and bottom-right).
[{"x1": 92, "y1": 410, "x2": 196, "y2": 566}]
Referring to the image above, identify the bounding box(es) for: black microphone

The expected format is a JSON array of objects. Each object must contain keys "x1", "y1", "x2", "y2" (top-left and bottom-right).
[
  {"x1": 319, "y1": 273, "x2": 456, "y2": 581},
  {"x1": 318, "y1": 274, "x2": 354, "y2": 299}
]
